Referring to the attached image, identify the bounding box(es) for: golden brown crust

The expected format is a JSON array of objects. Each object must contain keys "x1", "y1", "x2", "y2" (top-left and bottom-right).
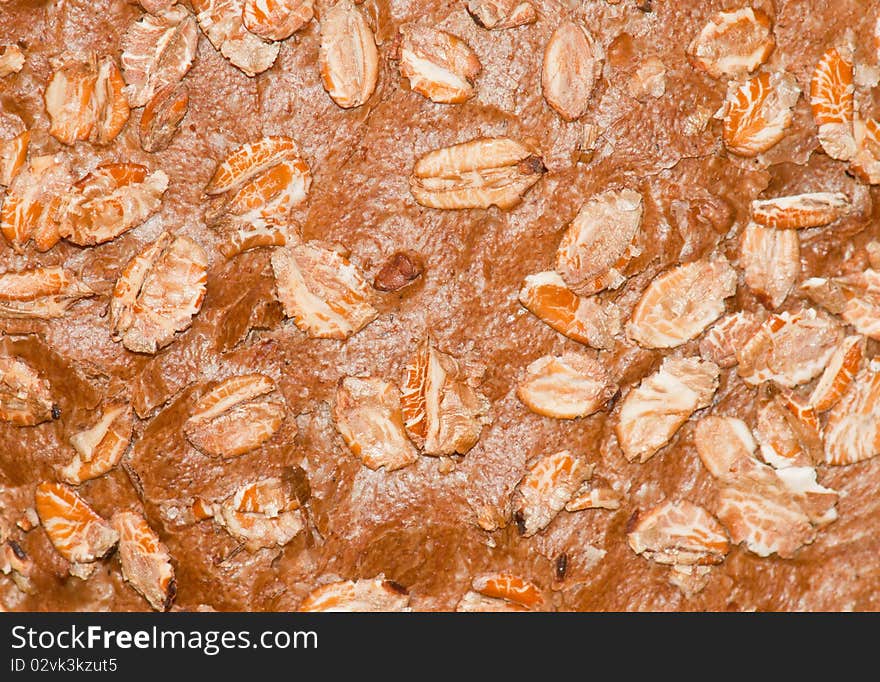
[{"x1": 2, "y1": 0, "x2": 880, "y2": 613}]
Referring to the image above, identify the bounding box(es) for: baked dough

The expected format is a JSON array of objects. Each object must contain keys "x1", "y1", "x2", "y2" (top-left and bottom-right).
[{"x1": 1, "y1": 0, "x2": 879, "y2": 612}]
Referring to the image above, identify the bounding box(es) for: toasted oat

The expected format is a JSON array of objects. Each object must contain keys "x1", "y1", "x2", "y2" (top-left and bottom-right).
[
  {"x1": 754, "y1": 396, "x2": 822, "y2": 469},
  {"x1": 271, "y1": 242, "x2": 377, "y2": 339},
  {"x1": 232, "y1": 477, "x2": 298, "y2": 514},
  {"x1": 473, "y1": 504, "x2": 507, "y2": 533},
  {"x1": 513, "y1": 450, "x2": 593, "y2": 536},
  {"x1": 779, "y1": 392, "x2": 822, "y2": 436},
  {"x1": 92, "y1": 56, "x2": 130, "y2": 145},
  {"x1": 799, "y1": 276, "x2": 848, "y2": 315},
  {"x1": 110, "y1": 231, "x2": 208, "y2": 354},
  {"x1": 410, "y1": 137, "x2": 545, "y2": 210},
  {"x1": 699, "y1": 310, "x2": 766, "y2": 368},
  {"x1": 220, "y1": 156, "x2": 311, "y2": 226},
  {"x1": 59, "y1": 404, "x2": 132, "y2": 485},
  {"x1": 740, "y1": 221, "x2": 799, "y2": 309},
  {"x1": 694, "y1": 416, "x2": 756, "y2": 479},
  {"x1": 45, "y1": 56, "x2": 129, "y2": 145},
  {"x1": 627, "y1": 257, "x2": 737, "y2": 349},
  {"x1": 219, "y1": 224, "x2": 289, "y2": 259},
  {"x1": 667, "y1": 564, "x2": 713, "y2": 598},
  {"x1": 810, "y1": 335, "x2": 863, "y2": 412},
  {"x1": 1, "y1": 537, "x2": 33, "y2": 593},
  {"x1": 472, "y1": 573, "x2": 543, "y2": 608},
  {"x1": 334, "y1": 376, "x2": 418, "y2": 472},
  {"x1": 0, "y1": 130, "x2": 29, "y2": 187},
  {"x1": 829, "y1": 270, "x2": 880, "y2": 338},
  {"x1": 516, "y1": 353, "x2": 615, "y2": 420},
  {"x1": 0, "y1": 45, "x2": 25, "y2": 78},
  {"x1": 121, "y1": 6, "x2": 198, "y2": 107},
  {"x1": 541, "y1": 21, "x2": 603, "y2": 121},
  {"x1": 736, "y1": 309, "x2": 841, "y2": 388},
  {"x1": 399, "y1": 25, "x2": 481, "y2": 104},
  {"x1": 574, "y1": 123, "x2": 600, "y2": 163},
  {"x1": 225, "y1": 223, "x2": 289, "y2": 258},
  {"x1": 35, "y1": 482, "x2": 118, "y2": 574},
  {"x1": 16, "y1": 509, "x2": 39, "y2": 533},
  {"x1": 197, "y1": 477, "x2": 304, "y2": 550},
  {"x1": 876, "y1": 14, "x2": 880, "y2": 60},
  {"x1": 319, "y1": 1, "x2": 378, "y2": 108},
  {"x1": 681, "y1": 105, "x2": 714, "y2": 137},
  {"x1": 833, "y1": 270, "x2": 880, "y2": 339},
  {"x1": 628, "y1": 57, "x2": 666, "y2": 100},
  {"x1": 851, "y1": 116, "x2": 880, "y2": 184},
  {"x1": 751, "y1": 192, "x2": 851, "y2": 229},
  {"x1": 456, "y1": 591, "x2": 528, "y2": 612},
  {"x1": 242, "y1": 0, "x2": 314, "y2": 41},
  {"x1": 400, "y1": 339, "x2": 489, "y2": 456},
  {"x1": 192, "y1": 0, "x2": 280, "y2": 76},
  {"x1": 773, "y1": 465, "x2": 838, "y2": 527},
  {"x1": 0, "y1": 153, "x2": 73, "y2": 252},
  {"x1": 206, "y1": 136, "x2": 301, "y2": 194},
  {"x1": 43, "y1": 62, "x2": 96, "y2": 145},
  {"x1": 210, "y1": 166, "x2": 308, "y2": 257},
  {"x1": 810, "y1": 43, "x2": 856, "y2": 161},
  {"x1": 139, "y1": 83, "x2": 188, "y2": 153},
  {"x1": 519, "y1": 271, "x2": 621, "y2": 349},
  {"x1": 62, "y1": 163, "x2": 168, "y2": 246},
  {"x1": 627, "y1": 500, "x2": 729, "y2": 566},
  {"x1": 555, "y1": 189, "x2": 643, "y2": 296},
  {"x1": 716, "y1": 456, "x2": 836, "y2": 557},
  {"x1": 616, "y1": 357, "x2": 719, "y2": 463},
  {"x1": 867, "y1": 241, "x2": 880, "y2": 269},
  {"x1": 112, "y1": 511, "x2": 176, "y2": 611},
  {"x1": 110, "y1": 234, "x2": 170, "y2": 338},
  {"x1": 716, "y1": 489, "x2": 808, "y2": 559},
  {"x1": 0, "y1": 267, "x2": 95, "y2": 319},
  {"x1": 206, "y1": 138, "x2": 309, "y2": 246},
  {"x1": 721, "y1": 71, "x2": 800, "y2": 157},
  {"x1": 138, "y1": 0, "x2": 177, "y2": 12},
  {"x1": 184, "y1": 373, "x2": 286, "y2": 458},
  {"x1": 299, "y1": 577, "x2": 410, "y2": 612},
  {"x1": 152, "y1": 0, "x2": 185, "y2": 10},
  {"x1": 0, "y1": 356, "x2": 54, "y2": 426},
  {"x1": 823, "y1": 366, "x2": 880, "y2": 465},
  {"x1": 466, "y1": 0, "x2": 536, "y2": 29},
  {"x1": 686, "y1": 8, "x2": 774, "y2": 79},
  {"x1": 564, "y1": 483, "x2": 622, "y2": 511}
]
